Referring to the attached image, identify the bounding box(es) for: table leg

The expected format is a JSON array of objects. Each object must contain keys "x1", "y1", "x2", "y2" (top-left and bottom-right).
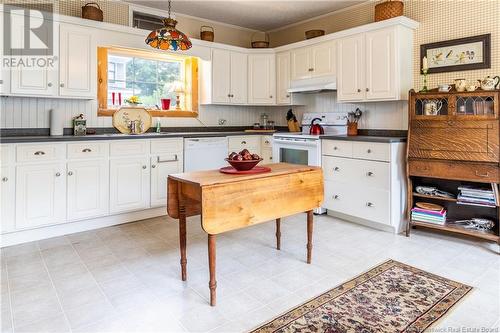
[
  {"x1": 276, "y1": 218, "x2": 281, "y2": 250},
  {"x1": 306, "y1": 210, "x2": 313, "y2": 264},
  {"x1": 178, "y1": 183, "x2": 187, "y2": 281},
  {"x1": 208, "y1": 234, "x2": 217, "y2": 306}
]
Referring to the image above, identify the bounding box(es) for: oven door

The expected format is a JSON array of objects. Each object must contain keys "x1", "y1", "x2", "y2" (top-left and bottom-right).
[{"x1": 272, "y1": 137, "x2": 321, "y2": 166}]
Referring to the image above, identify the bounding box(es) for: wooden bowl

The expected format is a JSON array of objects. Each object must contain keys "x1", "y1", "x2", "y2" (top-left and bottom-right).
[{"x1": 225, "y1": 158, "x2": 263, "y2": 171}]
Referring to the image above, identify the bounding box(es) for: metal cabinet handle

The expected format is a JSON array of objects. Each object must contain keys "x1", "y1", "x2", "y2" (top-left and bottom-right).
[
  {"x1": 366, "y1": 171, "x2": 374, "y2": 176},
  {"x1": 366, "y1": 202, "x2": 374, "y2": 207},
  {"x1": 47, "y1": 83, "x2": 53, "y2": 87},
  {"x1": 333, "y1": 195, "x2": 340, "y2": 200},
  {"x1": 269, "y1": 156, "x2": 273, "y2": 160},
  {"x1": 142, "y1": 165, "x2": 147, "y2": 169},
  {"x1": 151, "y1": 165, "x2": 156, "y2": 168},
  {"x1": 308, "y1": 68, "x2": 314, "y2": 72},
  {"x1": 68, "y1": 171, "x2": 73, "y2": 176},
  {"x1": 367, "y1": 149, "x2": 372, "y2": 153},
  {"x1": 265, "y1": 140, "x2": 270, "y2": 144},
  {"x1": 366, "y1": 88, "x2": 370, "y2": 92},
  {"x1": 269, "y1": 95, "x2": 273, "y2": 98},
  {"x1": 157, "y1": 155, "x2": 178, "y2": 163},
  {"x1": 34, "y1": 151, "x2": 46, "y2": 156},
  {"x1": 357, "y1": 89, "x2": 361, "y2": 92},
  {"x1": 475, "y1": 170, "x2": 490, "y2": 178},
  {"x1": 82, "y1": 148, "x2": 92, "y2": 153},
  {"x1": 333, "y1": 146, "x2": 338, "y2": 150},
  {"x1": 60, "y1": 83, "x2": 65, "y2": 88},
  {"x1": 228, "y1": 94, "x2": 231, "y2": 97},
  {"x1": 333, "y1": 167, "x2": 340, "y2": 172},
  {"x1": 2, "y1": 177, "x2": 8, "y2": 182},
  {"x1": 55, "y1": 172, "x2": 61, "y2": 177},
  {"x1": 241, "y1": 141, "x2": 247, "y2": 144},
  {"x1": 286, "y1": 94, "x2": 290, "y2": 98}
]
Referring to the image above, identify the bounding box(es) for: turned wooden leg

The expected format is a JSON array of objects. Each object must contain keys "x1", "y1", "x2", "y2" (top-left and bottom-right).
[
  {"x1": 208, "y1": 234, "x2": 217, "y2": 306},
  {"x1": 276, "y1": 218, "x2": 281, "y2": 250},
  {"x1": 178, "y1": 183, "x2": 187, "y2": 281},
  {"x1": 306, "y1": 210, "x2": 313, "y2": 264}
]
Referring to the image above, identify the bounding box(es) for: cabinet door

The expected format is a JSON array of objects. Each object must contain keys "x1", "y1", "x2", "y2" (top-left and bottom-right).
[
  {"x1": 365, "y1": 27, "x2": 396, "y2": 100},
  {"x1": 10, "y1": 16, "x2": 58, "y2": 96},
  {"x1": 248, "y1": 54, "x2": 275, "y2": 104},
  {"x1": 59, "y1": 24, "x2": 95, "y2": 98},
  {"x1": 67, "y1": 160, "x2": 109, "y2": 221},
  {"x1": 276, "y1": 52, "x2": 291, "y2": 104},
  {"x1": 261, "y1": 148, "x2": 273, "y2": 164},
  {"x1": 291, "y1": 48, "x2": 311, "y2": 80},
  {"x1": 1, "y1": 167, "x2": 15, "y2": 233},
  {"x1": 15, "y1": 163, "x2": 66, "y2": 229},
  {"x1": 230, "y1": 52, "x2": 248, "y2": 104},
  {"x1": 150, "y1": 154, "x2": 183, "y2": 207},
  {"x1": 337, "y1": 34, "x2": 365, "y2": 102},
  {"x1": 211, "y1": 48, "x2": 231, "y2": 104},
  {"x1": 110, "y1": 157, "x2": 150, "y2": 214},
  {"x1": 311, "y1": 41, "x2": 336, "y2": 78},
  {"x1": 0, "y1": 12, "x2": 10, "y2": 95}
]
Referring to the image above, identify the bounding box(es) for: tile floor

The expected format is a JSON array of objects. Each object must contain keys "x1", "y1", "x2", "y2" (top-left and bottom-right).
[{"x1": 1, "y1": 214, "x2": 499, "y2": 333}]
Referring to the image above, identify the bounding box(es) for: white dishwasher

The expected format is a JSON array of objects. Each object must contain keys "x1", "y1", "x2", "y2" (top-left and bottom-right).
[{"x1": 184, "y1": 137, "x2": 228, "y2": 172}]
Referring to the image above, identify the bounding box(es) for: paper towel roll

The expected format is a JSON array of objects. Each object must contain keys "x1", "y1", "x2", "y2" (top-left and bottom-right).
[{"x1": 49, "y1": 109, "x2": 64, "y2": 136}]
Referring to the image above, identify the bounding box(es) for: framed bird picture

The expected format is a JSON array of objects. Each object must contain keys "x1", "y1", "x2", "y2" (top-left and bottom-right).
[{"x1": 420, "y1": 34, "x2": 491, "y2": 73}]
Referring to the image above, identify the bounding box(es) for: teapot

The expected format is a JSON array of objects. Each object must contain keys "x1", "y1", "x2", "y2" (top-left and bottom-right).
[
  {"x1": 466, "y1": 81, "x2": 480, "y2": 92},
  {"x1": 479, "y1": 76, "x2": 500, "y2": 91}
]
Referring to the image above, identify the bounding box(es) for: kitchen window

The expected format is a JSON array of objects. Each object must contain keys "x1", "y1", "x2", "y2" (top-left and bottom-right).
[{"x1": 97, "y1": 47, "x2": 199, "y2": 117}]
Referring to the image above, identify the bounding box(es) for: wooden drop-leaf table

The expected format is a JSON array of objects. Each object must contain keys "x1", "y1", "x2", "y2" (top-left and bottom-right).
[{"x1": 167, "y1": 163, "x2": 324, "y2": 306}]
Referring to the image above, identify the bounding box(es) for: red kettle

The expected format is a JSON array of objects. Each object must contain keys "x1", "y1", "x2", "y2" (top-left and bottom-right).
[{"x1": 309, "y1": 118, "x2": 324, "y2": 135}]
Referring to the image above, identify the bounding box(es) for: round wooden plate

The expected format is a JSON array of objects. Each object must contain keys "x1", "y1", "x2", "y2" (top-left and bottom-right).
[
  {"x1": 219, "y1": 166, "x2": 272, "y2": 174},
  {"x1": 415, "y1": 202, "x2": 443, "y2": 211}
]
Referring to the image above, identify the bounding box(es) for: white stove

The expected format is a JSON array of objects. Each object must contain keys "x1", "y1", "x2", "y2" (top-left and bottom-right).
[{"x1": 273, "y1": 113, "x2": 347, "y2": 214}]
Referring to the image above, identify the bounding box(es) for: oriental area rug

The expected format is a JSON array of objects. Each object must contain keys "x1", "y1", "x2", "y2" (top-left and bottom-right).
[{"x1": 251, "y1": 260, "x2": 471, "y2": 333}]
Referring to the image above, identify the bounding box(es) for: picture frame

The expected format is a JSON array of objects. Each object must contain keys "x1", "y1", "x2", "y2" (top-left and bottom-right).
[{"x1": 420, "y1": 34, "x2": 491, "y2": 73}]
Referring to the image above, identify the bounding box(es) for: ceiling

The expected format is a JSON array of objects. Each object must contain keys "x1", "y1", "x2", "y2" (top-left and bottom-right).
[{"x1": 126, "y1": 0, "x2": 367, "y2": 31}]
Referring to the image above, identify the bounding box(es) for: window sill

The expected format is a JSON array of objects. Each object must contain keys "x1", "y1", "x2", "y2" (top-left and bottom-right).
[{"x1": 98, "y1": 108, "x2": 198, "y2": 118}]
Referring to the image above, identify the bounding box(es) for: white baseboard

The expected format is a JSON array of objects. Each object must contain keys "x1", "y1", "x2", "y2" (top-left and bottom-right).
[
  {"x1": 326, "y1": 210, "x2": 399, "y2": 234},
  {"x1": 1, "y1": 207, "x2": 167, "y2": 247}
]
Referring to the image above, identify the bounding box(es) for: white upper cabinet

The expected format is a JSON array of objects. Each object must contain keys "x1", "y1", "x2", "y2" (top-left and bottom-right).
[
  {"x1": 291, "y1": 48, "x2": 311, "y2": 81},
  {"x1": 337, "y1": 26, "x2": 413, "y2": 102},
  {"x1": 211, "y1": 48, "x2": 231, "y2": 104},
  {"x1": 276, "y1": 52, "x2": 291, "y2": 104},
  {"x1": 59, "y1": 23, "x2": 96, "y2": 98},
  {"x1": 248, "y1": 54, "x2": 275, "y2": 104},
  {"x1": 230, "y1": 51, "x2": 248, "y2": 104},
  {"x1": 10, "y1": 17, "x2": 58, "y2": 96},
  {"x1": 210, "y1": 49, "x2": 247, "y2": 104},
  {"x1": 337, "y1": 34, "x2": 365, "y2": 102},
  {"x1": 291, "y1": 41, "x2": 336, "y2": 81}
]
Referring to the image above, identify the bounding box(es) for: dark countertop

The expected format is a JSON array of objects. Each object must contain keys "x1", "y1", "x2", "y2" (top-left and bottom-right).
[
  {"x1": 0, "y1": 131, "x2": 278, "y2": 144},
  {"x1": 321, "y1": 135, "x2": 407, "y2": 143}
]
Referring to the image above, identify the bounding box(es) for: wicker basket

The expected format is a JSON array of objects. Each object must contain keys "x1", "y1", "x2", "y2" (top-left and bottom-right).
[
  {"x1": 251, "y1": 32, "x2": 270, "y2": 48},
  {"x1": 374, "y1": 0, "x2": 404, "y2": 22},
  {"x1": 200, "y1": 26, "x2": 214, "y2": 42},
  {"x1": 82, "y1": 2, "x2": 103, "y2": 22},
  {"x1": 305, "y1": 30, "x2": 325, "y2": 39}
]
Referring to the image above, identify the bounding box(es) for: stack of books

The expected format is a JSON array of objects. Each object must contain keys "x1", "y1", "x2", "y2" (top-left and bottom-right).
[
  {"x1": 457, "y1": 185, "x2": 498, "y2": 208},
  {"x1": 411, "y1": 207, "x2": 447, "y2": 225}
]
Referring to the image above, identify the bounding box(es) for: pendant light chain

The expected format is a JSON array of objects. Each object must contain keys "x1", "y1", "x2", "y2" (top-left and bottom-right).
[{"x1": 168, "y1": 0, "x2": 171, "y2": 18}]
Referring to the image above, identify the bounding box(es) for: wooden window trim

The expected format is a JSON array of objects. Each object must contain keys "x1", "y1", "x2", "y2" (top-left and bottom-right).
[{"x1": 97, "y1": 47, "x2": 199, "y2": 118}]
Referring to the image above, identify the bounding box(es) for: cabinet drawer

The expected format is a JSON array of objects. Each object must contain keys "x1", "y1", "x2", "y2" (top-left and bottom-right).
[
  {"x1": 261, "y1": 136, "x2": 273, "y2": 148},
  {"x1": 352, "y1": 142, "x2": 391, "y2": 161},
  {"x1": 322, "y1": 156, "x2": 357, "y2": 182},
  {"x1": 151, "y1": 138, "x2": 183, "y2": 154},
  {"x1": 358, "y1": 188, "x2": 391, "y2": 225},
  {"x1": 17, "y1": 144, "x2": 66, "y2": 163},
  {"x1": 67, "y1": 142, "x2": 108, "y2": 159},
  {"x1": 323, "y1": 181, "x2": 355, "y2": 216},
  {"x1": 1, "y1": 145, "x2": 14, "y2": 165},
  {"x1": 110, "y1": 140, "x2": 149, "y2": 157},
  {"x1": 409, "y1": 159, "x2": 499, "y2": 183},
  {"x1": 322, "y1": 140, "x2": 352, "y2": 157},
  {"x1": 228, "y1": 136, "x2": 260, "y2": 150}
]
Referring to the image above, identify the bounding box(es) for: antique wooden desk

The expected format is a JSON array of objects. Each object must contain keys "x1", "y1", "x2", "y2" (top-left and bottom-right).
[{"x1": 167, "y1": 163, "x2": 324, "y2": 306}]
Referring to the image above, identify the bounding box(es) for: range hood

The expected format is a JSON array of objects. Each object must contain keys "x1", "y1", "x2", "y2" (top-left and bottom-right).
[{"x1": 287, "y1": 75, "x2": 337, "y2": 93}]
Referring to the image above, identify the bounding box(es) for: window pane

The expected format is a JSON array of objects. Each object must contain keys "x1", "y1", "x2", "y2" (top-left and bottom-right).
[
  {"x1": 158, "y1": 61, "x2": 182, "y2": 85},
  {"x1": 134, "y1": 58, "x2": 158, "y2": 83},
  {"x1": 108, "y1": 55, "x2": 132, "y2": 82},
  {"x1": 132, "y1": 82, "x2": 161, "y2": 107}
]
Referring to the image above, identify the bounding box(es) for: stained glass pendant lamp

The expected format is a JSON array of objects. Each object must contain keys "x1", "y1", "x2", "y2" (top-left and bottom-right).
[{"x1": 145, "y1": 0, "x2": 192, "y2": 51}]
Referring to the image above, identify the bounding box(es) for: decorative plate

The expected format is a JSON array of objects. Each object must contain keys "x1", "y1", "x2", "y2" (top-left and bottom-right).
[{"x1": 112, "y1": 107, "x2": 152, "y2": 134}]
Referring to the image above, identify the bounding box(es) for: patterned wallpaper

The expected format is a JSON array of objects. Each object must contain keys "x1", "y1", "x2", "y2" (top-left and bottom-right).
[{"x1": 270, "y1": 0, "x2": 500, "y2": 90}]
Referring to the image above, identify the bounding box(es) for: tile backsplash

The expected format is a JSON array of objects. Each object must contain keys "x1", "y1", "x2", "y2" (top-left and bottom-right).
[{"x1": 0, "y1": 94, "x2": 408, "y2": 131}]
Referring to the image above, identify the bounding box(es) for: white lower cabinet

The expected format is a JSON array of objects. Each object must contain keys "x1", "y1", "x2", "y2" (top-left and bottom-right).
[
  {"x1": 322, "y1": 139, "x2": 406, "y2": 232},
  {"x1": 15, "y1": 163, "x2": 67, "y2": 229},
  {"x1": 1, "y1": 166, "x2": 16, "y2": 233},
  {"x1": 67, "y1": 160, "x2": 109, "y2": 221},
  {"x1": 150, "y1": 153, "x2": 183, "y2": 207},
  {"x1": 109, "y1": 157, "x2": 150, "y2": 214}
]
